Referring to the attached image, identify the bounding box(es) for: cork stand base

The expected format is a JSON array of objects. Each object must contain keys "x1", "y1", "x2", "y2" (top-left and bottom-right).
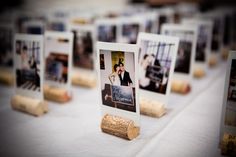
[
  {"x1": 208, "y1": 56, "x2": 218, "y2": 67},
  {"x1": 44, "y1": 85, "x2": 71, "y2": 103},
  {"x1": 140, "y1": 97, "x2": 166, "y2": 118},
  {"x1": 193, "y1": 67, "x2": 205, "y2": 79},
  {"x1": 220, "y1": 133, "x2": 236, "y2": 156},
  {"x1": 11, "y1": 95, "x2": 48, "y2": 116},
  {"x1": 0, "y1": 70, "x2": 14, "y2": 86},
  {"x1": 101, "y1": 114, "x2": 140, "y2": 140},
  {"x1": 72, "y1": 73, "x2": 97, "y2": 88},
  {"x1": 171, "y1": 80, "x2": 191, "y2": 94}
]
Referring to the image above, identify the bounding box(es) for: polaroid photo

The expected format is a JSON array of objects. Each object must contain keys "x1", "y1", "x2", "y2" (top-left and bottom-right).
[
  {"x1": 182, "y1": 18, "x2": 213, "y2": 71},
  {"x1": 137, "y1": 32, "x2": 179, "y2": 105},
  {"x1": 69, "y1": 24, "x2": 96, "y2": 73},
  {"x1": 14, "y1": 34, "x2": 44, "y2": 100},
  {"x1": 0, "y1": 23, "x2": 14, "y2": 71},
  {"x1": 95, "y1": 18, "x2": 119, "y2": 43},
  {"x1": 47, "y1": 10, "x2": 69, "y2": 32},
  {"x1": 118, "y1": 15, "x2": 145, "y2": 44},
  {"x1": 97, "y1": 42, "x2": 140, "y2": 126},
  {"x1": 161, "y1": 24, "x2": 198, "y2": 82},
  {"x1": 220, "y1": 52, "x2": 236, "y2": 140},
  {"x1": 140, "y1": 11, "x2": 158, "y2": 34},
  {"x1": 22, "y1": 20, "x2": 45, "y2": 35},
  {"x1": 44, "y1": 31, "x2": 73, "y2": 91}
]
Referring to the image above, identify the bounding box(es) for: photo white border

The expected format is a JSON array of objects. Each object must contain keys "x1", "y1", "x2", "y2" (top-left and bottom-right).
[
  {"x1": 161, "y1": 23, "x2": 198, "y2": 82},
  {"x1": 14, "y1": 34, "x2": 44, "y2": 100},
  {"x1": 44, "y1": 31, "x2": 73, "y2": 92},
  {"x1": 97, "y1": 42, "x2": 140, "y2": 126},
  {"x1": 137, "y1": 32, "x2": 179, "y2": 105},
  {"x1": 220, "y1": 51, "x2": 236, "y2": 140}
]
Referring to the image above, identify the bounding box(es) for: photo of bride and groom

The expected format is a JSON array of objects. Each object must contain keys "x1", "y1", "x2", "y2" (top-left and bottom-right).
[{"x1": 108, "y1": 62, "x2": 133, "y2": 87}]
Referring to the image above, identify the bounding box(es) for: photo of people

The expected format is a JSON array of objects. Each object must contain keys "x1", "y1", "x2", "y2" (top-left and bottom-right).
[
  {"x1": 196, "y1": 25, "x2": 208, "y2": 62},
  {"x1": 164, "y1": 30, "x2": 193, "y2": 74},
  {"x1": 72, "y1": 29, "x2": 94, "y2": 70},
  {"x1": 211, "y1": 18, "x2": 221, "y2": 53},
  {"x1": 121, "y1": 23, "x2": 139, "y2": 44},
  {"x1": 45, "y1": 53, "x2": 68, "y2": 84},
  {"x1": 139, "y1": 40, "x2": 175, "y2": 94},
  {"x1": 99, "y1": 50, "x2": 136, "y2": 112},
  {"x1": 97, "y1": 25, "x2": 116, "y2": 42},
  {"x1": 0, "y1": 26, "x2": 13, "y2": 68},
  {"x1": 225, "y1": 59, "x2": 236, "y2": 127},
  {"x1": 15, "y1": 40, "x2": 41, "y2": 91}
]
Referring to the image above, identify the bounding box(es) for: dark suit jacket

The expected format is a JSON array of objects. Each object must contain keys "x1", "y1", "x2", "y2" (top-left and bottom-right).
[{"x1": 119, "y1": 71, "x2": 132, "y2": 86}]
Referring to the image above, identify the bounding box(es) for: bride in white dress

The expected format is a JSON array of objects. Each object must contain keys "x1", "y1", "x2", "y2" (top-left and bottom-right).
[{"x1": 109, "y1": 64, "x2": 121, "y2": 86}]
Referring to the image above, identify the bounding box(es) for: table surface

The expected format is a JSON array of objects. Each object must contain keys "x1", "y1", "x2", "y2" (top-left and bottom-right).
[{"x1": 0, "y1": 62, "x2": 226, "y2": 157}]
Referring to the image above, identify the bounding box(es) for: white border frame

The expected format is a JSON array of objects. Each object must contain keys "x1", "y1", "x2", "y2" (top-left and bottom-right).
[
  {"x1": 220, "y1": 51, "x2": 236, "y2": 140},
  {"x1": 161, "y1": 24, "x2": 198, "y2": 82},
  {"x1": 97, "y1": 42, "x2": 140, "y2": 126},
  {"x1": 14, "y1": 34, "x2": 44, "y2": 100},
  {"x1": 137, "y1": 32, "x2": 179, "y2": 105},
  {"x1": 44, "y1": 31, "x2": 73, "y2": 92}
]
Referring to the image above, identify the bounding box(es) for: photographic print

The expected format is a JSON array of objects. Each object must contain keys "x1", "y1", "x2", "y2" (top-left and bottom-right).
[
  {"x1": 71, "y1": 26, "x2": 95, "y2": 70},
  {"x1": 220, "y1": 52, "x2": 236, "y2": 140},
  {"x1": 162, "y1": 25, "x2": 197, "y2": 77},
  {"x1": 137, "y1": 33, "x2": 179, "y2": 104},
  {"x1": 121, "y1": 23, "x2": 139, "y2": 44},
  {"x1": 14, "y1": 34, "x2": 44, "y2": 99},
  {"x1": 44, "y1": 31, "x2": 73, "y2": 89},
  {"x1": 225, "y1": 59, "x2": 236, "y2": 127},
  {"x1": 22, "y1": 20, "x2": 45, "y2": 35},
  {"x1": 0, "y1": 24, "x2": 13, "y2": 68},
  {"x1": 97, "y1": 25, "x2": 117, "y2": 42},
  {"x1": 97, "y1": 42, "x2": 140, "y2": 126}
]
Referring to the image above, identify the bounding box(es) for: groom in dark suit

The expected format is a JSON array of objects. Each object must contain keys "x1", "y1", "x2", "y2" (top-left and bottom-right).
[{"x1": 119, "y1": 62, "x2": 133, "y2": 86}]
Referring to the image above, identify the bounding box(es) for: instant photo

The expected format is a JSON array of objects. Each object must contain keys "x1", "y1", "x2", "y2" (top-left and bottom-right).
[
  {"x1": 139, "y1": 40, "x2": 176, "y2": 94},
  {"x1": 225, "y1": 59, "x2": 236, "y2": 127},
  {"x1": 121, "y1": 23, "x2": 139, "y2": 44},
  {"x1": 99, "y1": 49, "x2": 136, "y2": 112},
  {"x1": 15, "y1": 40, "x2": 41, "y2": 92},
  {"x1": 72, "y1": 29, "x2": 94, "y2": 70}
]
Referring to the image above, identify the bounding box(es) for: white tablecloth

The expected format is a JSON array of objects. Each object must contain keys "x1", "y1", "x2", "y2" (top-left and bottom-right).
[{"x1": 0, "y1": 62, "x2": 226, "y2": 157}]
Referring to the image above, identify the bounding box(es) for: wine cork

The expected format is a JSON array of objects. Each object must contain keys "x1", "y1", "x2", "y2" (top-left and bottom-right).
[
  {"x1": 221, "y1": 133, "x2": 236, "y2": 156},
  {"x1": 193, "y1": 67, "x2": 205, "y2": 78},
  {"x1": 11, "y1": 95, "x2": 48, "y2": 116},
  {"x1": 101, "y1": 114, "x2": 140, "y2": 140},
  {"x1": 221, "y1": 47, "x2": 229, "y2": 60},
  {"x1": 140, "y1": 97, "x2": 166, "y2": 118},
  {"x1": 0, "y1": 70, "x2": 14, "y2": 86},
  {"x1": 208, "y1": 56, "x2": 217, "y2": 67},
  {"x1": 44, "y1": 85, "x2": 71, "y2": 103},
  {"x1": 171, "y1": 80, "x2": 191, "y2": 94},
  {"x1": 72, "y1": 73, "x2": 97, "y2": 88}
]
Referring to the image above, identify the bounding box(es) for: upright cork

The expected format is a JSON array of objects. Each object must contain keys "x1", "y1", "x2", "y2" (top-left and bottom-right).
[
  {"x1": 72, "y1": 73, "x2": 96, "y2": 88},
  {"x1": 44, "y1": 85, "x2": 71, "y2": 103},
  {"x1": 221, "y1": 133, "x2": 236, "y2": 156},
  {"x1": 101, "y1": 114, "x2": 140, "y2": 140},
  {"x1": 171, "y1": 80, "x2": 191, "y2": 94},
  {"x1": 193, "y1": 67, "x2": 205, "y2": 78},
  {"x1": 0, "y1": 70, "x2": 14, "y2": 86},
  {"x1": 11, "y1": 95, "x2": 48, "y2": 116},
  {"x1": 140, "y1": 97, "x2": 166, "y2": 118}
]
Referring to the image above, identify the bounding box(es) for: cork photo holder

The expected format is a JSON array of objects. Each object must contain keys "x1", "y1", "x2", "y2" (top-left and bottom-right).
[
  {"x1": 182, "y1": 18, "x2": 213, "y2": 78},
  {"x1": 137, "y1": 32, "x2": 179, "y2": 117},
  {"x1": 97, "y1": 42, "x2": 140, "y2": 140},
  {"x1": 11, "y1": 34, "x2": 48, "y2": 116},
  {"x1": 44, "y1": 31, "x2": 73, "y2": 103},
  {"x1": 0, "y1": 23, "x2": 14, "y2": 86},
  {"x1": 69, "y1": 24, "x2": 97, "y2": 88},
  {"x1": 161, "y1": 24, "x2": 197, "y2": 94}
]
